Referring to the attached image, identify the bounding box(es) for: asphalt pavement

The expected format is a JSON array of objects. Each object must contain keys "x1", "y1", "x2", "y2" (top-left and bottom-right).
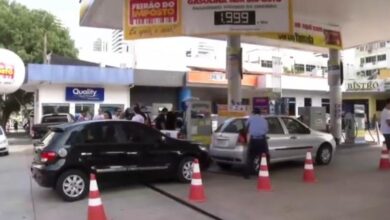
[{"x1": 1, "y1": 137, "x2": 389, "y2": 220}]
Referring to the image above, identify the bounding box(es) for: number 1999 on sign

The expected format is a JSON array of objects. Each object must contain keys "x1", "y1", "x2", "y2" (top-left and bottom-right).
[{"x1": 214, "y1": 11, "x2": 256, "y2": 25}]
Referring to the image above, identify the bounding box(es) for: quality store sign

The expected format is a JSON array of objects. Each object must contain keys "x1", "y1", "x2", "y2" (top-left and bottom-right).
[
  {"x1": 66, "y1": 87, "x2": 105, "y2": 101},
  {"x1": 124, "y1": 0, "x2": 292, "y2": 39}
]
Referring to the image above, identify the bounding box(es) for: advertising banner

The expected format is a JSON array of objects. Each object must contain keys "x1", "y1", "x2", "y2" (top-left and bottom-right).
[
  {"x1": 124, "y1": 0, "x2": 182, "y2": 39},
  {"x1": 182, "y1": 0, "x2": 292, "y2": 36},
  {"x1": 253, "y1": 97, "x2": 270, "y2": 114},
  {"x1": 66, "y1": 87, "x2": 105, "y2": 101},
  {"x1": 124, "y1": 0, "x2": 293, "y2": 40},
  {"x1": 259, "y1": 20, "x2": 343, "y2": 49},
  {"x1": 345, "y1": 79, "x2": 385, "y2": 92},
  {"x1": 0, "y1": 49, "x2": 25, "y2": 94},
  {"x1": 187, "y1": 70, "x2": 257, "y2": 87}
]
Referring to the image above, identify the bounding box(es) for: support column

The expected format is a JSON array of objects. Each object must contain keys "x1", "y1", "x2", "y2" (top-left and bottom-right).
[
  {"x1": 328, "y1": 48, "x2": 342, "y2": 145},
  {"x1": 226, "y1": 35, "x2": 242, "y2": 109}
]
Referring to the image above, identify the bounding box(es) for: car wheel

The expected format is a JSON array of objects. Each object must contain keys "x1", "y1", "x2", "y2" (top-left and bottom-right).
[
  {"x1": 177, "y1": 157, "x2": 195, "y2": 183},
  {"x1": 56, "y1": 170, "x2": 88, "y2": 202},
  {"x1": 316, "y1": 144, "x2": 333, "y2": 165},
  {"x1": 217, "y1": 162, "x2": 233, "y2": 170}
]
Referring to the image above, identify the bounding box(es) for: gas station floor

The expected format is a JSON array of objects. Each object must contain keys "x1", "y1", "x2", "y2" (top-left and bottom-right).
[{"x1": 1, "y1": 144, "x2": 390, "y2": 220}]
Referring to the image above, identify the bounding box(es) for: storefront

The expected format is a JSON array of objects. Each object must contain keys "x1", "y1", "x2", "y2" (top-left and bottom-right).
[
  {"x1": 23, "y1": 64, "x2": 133, "y2": 124},
  {"x1": 343, "y1": 79, "x2": 390, "y2": 126}
]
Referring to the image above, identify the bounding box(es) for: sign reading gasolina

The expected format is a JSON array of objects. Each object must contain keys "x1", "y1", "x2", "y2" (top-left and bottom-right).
[
  {"x1": 65, "y1": 87, "x2": 105, "y2": 101},
  {"x1": 0, "y1": 49, "x2": 26, "y2": 94},
  {"x1": 124, "y1": 0, "x2": 293, "y2": 39}
]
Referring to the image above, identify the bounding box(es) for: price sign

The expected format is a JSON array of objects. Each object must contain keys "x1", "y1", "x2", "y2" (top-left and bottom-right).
[{"x1": 214, "y1": 11, "x2": 256, "y2": 25}]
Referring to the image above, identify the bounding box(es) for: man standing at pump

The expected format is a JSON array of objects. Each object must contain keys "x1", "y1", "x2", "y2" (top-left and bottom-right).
[
  {"x1": 243, "y1": 108, "x2": 269, "y2": 179},
  {"x1": 380, "y1": 98, "x2": 390, "y2": 149}
]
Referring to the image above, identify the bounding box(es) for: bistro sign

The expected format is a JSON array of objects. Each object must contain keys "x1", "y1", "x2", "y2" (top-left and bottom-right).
[
  {"x1": 345, "y1": 80, "x2": 384, "y2": 92},
  {"x1": 65, "y1": 87, "x2": 105, "y2": 101}
]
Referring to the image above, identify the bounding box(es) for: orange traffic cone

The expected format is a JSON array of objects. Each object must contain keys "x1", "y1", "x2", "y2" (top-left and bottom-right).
[
  {"x1": 257, "y1": 154, "x2": 272, "y2": 192},
  {"x1": 188, "y1": 159, "x2": 206, "y2": 202},
  {"x1": 88, "y1": 174, "x2": 107, "y2": 220},
  {"x1": 379, "y1": 145, "x2": 390, "y2": 170},
  {"x1": 303, "y1": 151, "x2": 316, "y2": 183}
]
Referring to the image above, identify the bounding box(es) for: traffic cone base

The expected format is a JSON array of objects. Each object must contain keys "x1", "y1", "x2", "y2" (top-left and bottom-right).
[
  {"x1": 189, "y1": 159, "x2": 206, "y2": 202},
  {"x1": 257, "y1": 154, "x2": 272, "y2": 192},
  {"x1": 88, "y1": 174, "x2": 107, "y2": 220},
  {"x1": 303, "y1": 152, "x2": 316, "y2": 183},
  {"x1": 379, "y1": 146, "x2": 390, "y2": 170}
]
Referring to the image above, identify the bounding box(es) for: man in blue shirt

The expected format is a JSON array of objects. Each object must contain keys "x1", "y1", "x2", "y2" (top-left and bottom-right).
[{"x1": 243, "y1": 108, "x2": 269, "y2": 179}]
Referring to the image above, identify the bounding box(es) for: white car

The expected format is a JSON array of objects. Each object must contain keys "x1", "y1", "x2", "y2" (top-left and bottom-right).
[
  {"x1": 210, "y1": 116, "x2": 336, "y2": 172},
  {"x1": 0, "y1": 126, "x2": 9, "y2": 156}
]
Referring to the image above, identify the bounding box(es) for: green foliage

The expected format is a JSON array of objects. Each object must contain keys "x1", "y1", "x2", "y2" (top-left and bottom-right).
[{"x1": 0, "y1": 0, "x2": 78, "y2": 127}]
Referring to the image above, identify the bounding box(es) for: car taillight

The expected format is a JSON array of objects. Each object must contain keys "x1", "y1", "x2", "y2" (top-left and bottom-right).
[
  {"x1": 238, "y1": 134, "x2": 247, "y2": 144},
  {"x1": 40, "y1": 151, "x2": 58, "y2": 163}
]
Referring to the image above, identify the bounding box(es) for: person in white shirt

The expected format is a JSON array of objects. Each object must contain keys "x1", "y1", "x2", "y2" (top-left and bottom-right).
[
  {"x1": 131, "y1": 106, "x2": 145, "y2": 124},
  {"x1": 380, "y1": 99, "x2": 390, "y2": 149},
  {"x1": 93, "y1": 108, "x2": 104, "y2": 120}
]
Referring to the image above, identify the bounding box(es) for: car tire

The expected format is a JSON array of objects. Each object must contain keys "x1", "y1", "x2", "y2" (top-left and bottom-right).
[
  {"x1": 177, "y1": 157, "x2": 195, "y2": 183},
  {"x1": 217, "y1": 162, "x2": 233, "y2": 170},
  {"x1": 316, "y1": 144, "x2": 333, "y2": 165},
  {"x1": 56, "y1": 169, "x2": 88, "y2": 202}
]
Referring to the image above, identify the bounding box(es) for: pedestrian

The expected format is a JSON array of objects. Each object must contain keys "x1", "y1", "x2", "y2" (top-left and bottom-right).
[
  {"x1": 14, "y1": 120, "x2": 18, "y2": 131},
  {"x1": 103, "y1": 111, "x2": 112, "y2": 119},
  {"x1": 154, "y1": 108, "x2": 168, "y2": 130},
  {"x1": 166, "y1": 111, "x2": 177, "y2": 130},
  {"x1": 243, "y1": 108, "x2": 269, "y2": 179},
  {"x1": 93, "y1": 108, "x2": 105, "y2": 120},
  {"x1": 112, "y1": 108, "x2": 123, "y2": 120},
  {"x1": 77, "y1": 111, "x2": 88, "y2": 122},
  {"x1": 380, "y1": 98, "x2": 390, "y2": 150},
  {"x1": 131, "y1": 105, "x2": 146, "y2": 124}
]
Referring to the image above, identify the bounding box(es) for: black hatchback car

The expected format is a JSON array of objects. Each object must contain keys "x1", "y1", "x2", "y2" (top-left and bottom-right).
[{"x1": 31, "y1": 120, "x2": 210, "y2": 201}]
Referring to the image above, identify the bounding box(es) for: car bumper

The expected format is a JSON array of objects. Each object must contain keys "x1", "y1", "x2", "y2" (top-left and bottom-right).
[
  {"x1": 0, "y1": 143, "x2": 8, "y2": 155},
  {"x1": 209, "y1": 145, "x2": 247, "y2": 165},
  {"x1": 31, "y1": 163, "x2": 57, "y2": 188}
]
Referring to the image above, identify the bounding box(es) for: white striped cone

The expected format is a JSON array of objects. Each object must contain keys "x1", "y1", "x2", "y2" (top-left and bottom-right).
[
  {"x1": 257, "y1": 154, "x2": 272, "y2": 191},
  {"x1": 188, "y1": 159, "x2": 206, "y2": 202},
  {"x1": 303, "y1": 152, "x2": 316, "y2": 183},
  {"x1": 88, "y1": 174, "x2": 107, "y2": 220}
]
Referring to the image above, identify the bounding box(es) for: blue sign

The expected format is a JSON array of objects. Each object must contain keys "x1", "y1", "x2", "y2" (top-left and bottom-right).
[{"x1": 65, "y1": 87, "x2": 104, "y2": 101}]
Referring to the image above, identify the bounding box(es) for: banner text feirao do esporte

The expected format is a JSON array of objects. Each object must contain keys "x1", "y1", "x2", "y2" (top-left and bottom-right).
[{"x1": 124, "y1": 0, "x2": 292, "y2": 40}]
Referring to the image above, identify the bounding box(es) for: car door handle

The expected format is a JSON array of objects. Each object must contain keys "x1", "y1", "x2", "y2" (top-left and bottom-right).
[
  {"x1": 81, "y1": 152, "x2": 92, "y2": 156},
  {"x1": 290, "y1": 136, "x2": 297, "y2": 140}
]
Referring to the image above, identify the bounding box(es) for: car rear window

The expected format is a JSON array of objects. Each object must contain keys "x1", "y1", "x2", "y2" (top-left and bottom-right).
[
  {"x1": 42, "y1": 115, "x2": 68, "y2": 123},
  {"x1": 42, "y1": 131, "x2": 60, "y2": 146}
]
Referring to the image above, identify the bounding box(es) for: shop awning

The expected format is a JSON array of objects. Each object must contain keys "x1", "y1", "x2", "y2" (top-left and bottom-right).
[{"x1": 24, "y1": 64, "x2": 134, "y2": 88}]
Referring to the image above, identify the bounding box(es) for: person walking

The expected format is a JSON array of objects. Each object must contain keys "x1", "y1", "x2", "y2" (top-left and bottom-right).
[
  {"x1": 131, "y1": 106, "x2": 146, "y2": 124},
  {"x1": 243, "y1": 108, "x2": 269, "y2": 179},
  {"x1": 380, "y1": 99, "x2": 390, "y2": 149}
]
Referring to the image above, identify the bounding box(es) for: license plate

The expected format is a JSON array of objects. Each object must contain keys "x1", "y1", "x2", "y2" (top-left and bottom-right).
[{"x1": 217, "y1": 140, "x2": 229, "y2": 147}]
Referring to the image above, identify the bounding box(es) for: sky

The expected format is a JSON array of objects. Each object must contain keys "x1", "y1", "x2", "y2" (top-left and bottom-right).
[{"x1": 13, "y1": 0, "x2": 112, "y2": 50}]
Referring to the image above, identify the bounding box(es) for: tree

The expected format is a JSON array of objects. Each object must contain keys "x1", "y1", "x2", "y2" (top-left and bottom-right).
[{"x1": 0, "y1": 0, "x2": 78, "y2": 128}]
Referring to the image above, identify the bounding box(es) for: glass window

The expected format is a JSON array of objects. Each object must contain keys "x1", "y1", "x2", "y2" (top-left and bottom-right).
[
  {"x1": 305, "y1": 65, "x2": 316, "y2": 72},
  {"x1": 42, "y1": 131, "x2": 56, "y2": 146},
  {"x1": 41, "y1": 115, "x2": 69, "y2": 123},
  {"x1": 266, "y1": 117, "x2": 284, "y2": 134},
  {"x1": 75, "y1": 104, "x2": 95, "y2": 120},
  {"x1": 321, "y1": 98, "x2": 330, "y2": 113},
  {"x1": 365, "y1": 56, "x2": 377, "y2": 63},
  {"x1": 376, "y1": 100, "x2": 386, "y2": 111},
  {"x1": 99, "y1": 104, "x2": 124, "y2": 118},
  {"x1": 284, "y1": 97, "x2": 296, "y2": 116},
  {"x1": 261, "y1": 60, "x2": 273, "y2": 68},
  {"x1": 81, "y1": 123, "x2": 123, "y2": 144},
  {"x1": 294, "y1": 64, "x2": 305, "y2": 73},
  {"x1": 360, "y1": 58, "x2": 365, "y2": 65},
  {"x1": 121, "y1": 122, "x2": 161, "y2": 144},
  {"x1": 304, "y1": 98, "x2": 312, "y2": 107},
  {"x1": 378, "y1": 54, "x2": 386, "y2": 61},
  {"x1": 42, "y1": 103, "x2": 70, "y2": 115},
  {"x1": 223, "y1": 119, "x2": 245, "y2": 133},
  {"x1": 282, "y1": 118, "x2": 310, "y2": 134}
]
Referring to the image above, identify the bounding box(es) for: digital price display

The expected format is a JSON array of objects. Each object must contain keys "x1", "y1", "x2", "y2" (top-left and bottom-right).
[{"x1": 214, "y1": 11, "x2": 256, "y2": 25}]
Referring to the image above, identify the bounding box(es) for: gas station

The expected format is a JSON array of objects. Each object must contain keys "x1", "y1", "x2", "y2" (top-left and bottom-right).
[{"x1": 80, "y1": 0, "x2": 390, "y2": 146}]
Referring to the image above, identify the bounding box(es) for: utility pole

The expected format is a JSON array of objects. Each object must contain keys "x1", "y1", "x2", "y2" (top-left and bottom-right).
[{"x1": 43, "y1": 32, "x2": 48, "y2": 64}]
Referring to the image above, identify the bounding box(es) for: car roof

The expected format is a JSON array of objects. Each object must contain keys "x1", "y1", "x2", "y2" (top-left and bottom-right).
[{"x1": 50, "y1": 120, "x2": 143, "y2": 131}]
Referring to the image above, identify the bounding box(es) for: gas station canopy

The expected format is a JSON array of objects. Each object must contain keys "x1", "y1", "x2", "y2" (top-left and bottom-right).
[{"x1": 80, "y1": 0, "x2": 390, "y2": 51}]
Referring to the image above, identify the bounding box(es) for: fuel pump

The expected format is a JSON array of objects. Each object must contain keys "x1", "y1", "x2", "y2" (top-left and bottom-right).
[
  {"x1": 354, "y1": 104, "x2": 366, "y2": 144},
  {"x1": 344, "y1": 112, "x2": 355, "y2": 144}
]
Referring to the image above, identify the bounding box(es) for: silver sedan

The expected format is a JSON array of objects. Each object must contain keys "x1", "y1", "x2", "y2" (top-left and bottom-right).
[{"x1": 209, "y1": 115, "x2": 336, "y2": 172}]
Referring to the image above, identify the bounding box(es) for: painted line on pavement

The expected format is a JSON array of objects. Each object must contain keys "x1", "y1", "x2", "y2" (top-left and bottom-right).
[{"x1": 144, "y1": 183, "x2": 223, "y2": 220}]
